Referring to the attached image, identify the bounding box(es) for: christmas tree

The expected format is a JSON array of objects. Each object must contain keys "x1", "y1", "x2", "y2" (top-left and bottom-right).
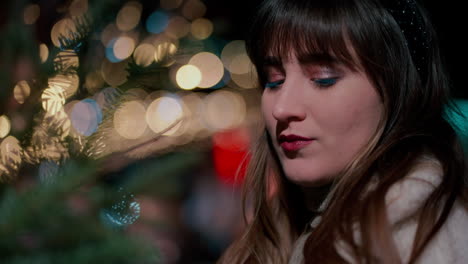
[{"x1": 0, "y1": 0, "x2": 259, "y2": 262}]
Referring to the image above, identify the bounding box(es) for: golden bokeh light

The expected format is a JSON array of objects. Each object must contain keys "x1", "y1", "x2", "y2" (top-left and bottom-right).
[
  {"x1": 84, "y1": 71, "x2": 105, "y2": 94},
  {"x1": 160, "y1": 0, "x2": 183, "y2": 10},
  {"x1": 101, "y1": 59, "x2": 128, "y2": 87},
  {"x1": 191, "y1": 18, "x2": 213, "y2": 40},
  {"x1": 69, "y1": 0, "x2": 88, "y2": 17},
  {"x1": 0, "y1": 136, "x2": 22, "y2": 167},
  {"x1": 39, "y1": 43, "x2": 49, "y2": 63},
  {"x1": 151, "y1": 34, "x2": 179, "y2": 48},
  {"x1": 229, "y1": 54, "x2": 253, "y2": 75},
  {"x1": 41, "y1": 85, "x2": 66, "y2": 115},
  {"x1": 231, "y1": 72, "x2": 258, "y2": 89},
  {"x1": 51, "y1": 18, "x2": 77, "y2": 47},
  {"x1": 201, "y1": 90, "x2": 247, "y2": 131},
  {"x1": 23, "y1": 4, "x2": 40, "y2": 25},
  {"x1": 54, "y1": 50, "x2": 80, "y2": 68},
  {"x1": 189, "y1": 52, "x2": 224, "y2": 88},
  {"x1": 113, "y1": 36, "x2": 136, "y2": 60},
  {"x1": 182, "y1": 0, "x2": 206, "y2": 20},
  {"x1": 45, "y1": 109, "x2": 71, "y2": 140},
  {"x1": 154, "y1": 41, "x2": 178, "y2": 66},
  {"x1": 166, "y1": 16, "x2": 190, "y2": 39},
  {"x1": 176, "y1": 65, "x2": 202, "y2": 90},
  {"x1": 49, "y1": 73, "x2": 79, "y2": 99},
  {"x1": 0, "y1": 116, "x2": 11, "y2": 139},
  {"x1": 13, "y1": 80, "x2": 31, "y2": 104},
  {"x1": 144, "y1": 91, "x2": 165, "y2": 104},
  {"x1": 101, "y1": 23, "x2": 120, "y2": 46},
  {"x1": 221, "y1": 40, "x2": 248, "y2": 73},
  {"x1": 116, "y1": 1, "x2": 142, "y2": 32},
  {"x1": 181, "y1": 92, "x2": 205, "y2": 136},
  {"x1": 146, "y1": 95, "x2": 184, "y2": 136},
  {"x1": 114, "y1": 100, "x2": 147, "y2": 139},
  {"x1": 134, "y1": 43, "x2": 155, "y2": 67}
]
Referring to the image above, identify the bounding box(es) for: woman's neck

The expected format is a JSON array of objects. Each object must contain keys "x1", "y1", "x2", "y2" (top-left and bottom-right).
[{"x1": 301, "y1": 184, "x2": 333, "y2": 213}]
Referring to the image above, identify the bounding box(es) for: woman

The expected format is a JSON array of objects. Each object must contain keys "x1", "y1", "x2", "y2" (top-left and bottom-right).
[{"x1": 218, "y1": 0, "x2": 468, "y2": 263}]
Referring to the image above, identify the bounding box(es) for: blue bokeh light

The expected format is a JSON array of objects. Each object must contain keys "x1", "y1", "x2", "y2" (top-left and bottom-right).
[{"x1": 146, "y1": 10, "x2": 170, "y2": 34}]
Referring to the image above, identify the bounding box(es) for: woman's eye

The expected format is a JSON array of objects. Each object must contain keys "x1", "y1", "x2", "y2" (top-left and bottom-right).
[
  {"x1": 265, "y1": 80, "x2": 284, "y2": 89},
  {"x1": 313, "y1": 77, "x2": 338, "y2": 88}
]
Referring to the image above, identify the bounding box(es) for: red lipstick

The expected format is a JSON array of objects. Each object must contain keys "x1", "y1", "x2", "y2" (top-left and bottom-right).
[{"x1": 278, "y1": 134, "x2": 314, "y2": 152}]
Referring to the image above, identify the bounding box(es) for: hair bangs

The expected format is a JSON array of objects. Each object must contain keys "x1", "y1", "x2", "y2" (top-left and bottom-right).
[{"x1": 247, "y1": 0, "x2": 362, "y2": 86}]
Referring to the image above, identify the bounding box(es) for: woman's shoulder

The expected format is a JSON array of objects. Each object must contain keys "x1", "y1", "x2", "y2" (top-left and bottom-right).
[
  {"x1": 388, "y1": 155, "x2": 468, "y2": 263},
  {"x1": 392, "y1": 198, "x2": 468, "y2": 263},
  {"x1": 385, "y1": 155, "x2": 442, "y2": 224}
]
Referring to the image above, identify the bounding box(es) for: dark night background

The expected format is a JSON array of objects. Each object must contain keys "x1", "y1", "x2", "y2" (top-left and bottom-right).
[{"x1": 1, "y1": 0, "x2": 464, "y2": 97}]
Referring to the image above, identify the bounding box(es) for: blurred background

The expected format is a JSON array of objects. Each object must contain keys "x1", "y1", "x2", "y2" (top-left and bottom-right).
[{"x1": 0, "y1": 0, "x2": 466, "y2": 263}]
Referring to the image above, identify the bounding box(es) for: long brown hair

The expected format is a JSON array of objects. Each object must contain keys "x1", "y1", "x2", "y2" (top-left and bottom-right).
[{"x1": 218, "y1": 0, "x2": 467, "y2": 263}]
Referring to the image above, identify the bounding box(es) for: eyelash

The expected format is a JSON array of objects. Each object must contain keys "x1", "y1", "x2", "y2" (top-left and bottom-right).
[{"x1": 264, "y1": 78, "x2": 338, "y2": 89}]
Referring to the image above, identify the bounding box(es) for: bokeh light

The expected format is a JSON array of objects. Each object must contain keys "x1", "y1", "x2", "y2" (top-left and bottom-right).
[
  {"x1": 221, "y1": 40, "x2": 247, "y2": 73},
  {"x1": 23, "y1": 4, "x2": 40, "y2": 25},
  {"x1": 41, "y1": 85, "x2": 66, "y2": 115},
  {"x1": 113, "y1": 36, "x2": 136, "y2": 61},
  {"x1": 133, "y1": 43, "x2": 155, "y2": 67},
  {"x1": 116, "y1": 1, "x2": 142, "y2": 32},
  {"x1": 189, "y1": 52, "x2": 224, "y2": 88},
  {"x1": 70, "y1": 99, "x2": 102, "y2": 136},
  {"x1": 43, "y1": 109, "x2": 71, "y2": 140},
  {"x1": 191, "y1": 18, "x2": 213, "y2": 40},
  {"x1": 39, "y1": 43, "x2": 49, "y2": 63},
  {"x1": 0, "y1": 116, "x2": 11, "y2": 138},
  {"x1": 176, "y1": 65, "x2": 202, "y2": 90},
  {"x1": 146, "y1": 10, "x2": 170, "y2": 34},
  {"x1": 180, "y1": 92, "x2": 205, "y2": 137},
  {"x1": 201, "y1": 90, "x2": 247, "y2": 131},
  {"x1": 114, "y1": 100, "x2": 147, "y2": 139},
  {"x1": 13, "y1": 80, "x2": 31, "y2": 104},
  {"x1": 48, "y1": 74, "x2": 79, "y2": 99},
  {"x1": 146, "y1": 95, "x2": 184, "y2": 136},
  {"x1": 69, "y1": 0, "x2": 88, "y2": 17},
  {"x1": 123, "y1": 88, "x2": 148, "y2": 101},
  {"x1": 106, "y1": 36, "x2": 136, "y2": 63},
  {"x1": 94, "y1": 87, "x2": 120, "y2": 111},
  {"x1": 154, "y1": 41, "x2": 177, "y2": 66},
  {"x1": 51, "y1": 18, "x2": 77, "y2": 48},
  {"x1": 0, "y1": 136, "x2": 22, "y2": 168},
  {"x1": 101, "y1": 59, "x2": 128, "y2": 87},
  {"x1": 229, "y1": 53, "x2": 253, "y2": 75},
  {"x1": 54, "y1": 50, "x2": 79, "y2": 68},
  {"x1": 101, "y1": 23, "x2": 120, "y2": 46},
  {"x1": 182, "y1": 0, "x2": 206, "y2": 20},
  {"x1": 84, "y1": 71, "x2": 105, "y2": 94},
  {"x1": 160, "y1": 0, "x2": 183, "y2": 10},
  {"x1": 166, "y1": 16, "x2": 190, "y2": 39},
  {"x1": 231, "y1": 72, "x2": 258, "y2": 89},
  {"x1": 9, "y1": 114, "x2": 27, "y2": 133}
]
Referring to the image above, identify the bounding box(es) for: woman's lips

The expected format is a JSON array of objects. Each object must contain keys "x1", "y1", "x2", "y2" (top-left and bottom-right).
[{"x1": 278, "y1": 134, "x2": 314, "y2": 152}]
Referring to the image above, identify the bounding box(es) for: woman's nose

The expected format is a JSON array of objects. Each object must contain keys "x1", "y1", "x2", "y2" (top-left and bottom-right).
[{"x1": 271, "y1": 83, "x2": 306, "y2": 123}]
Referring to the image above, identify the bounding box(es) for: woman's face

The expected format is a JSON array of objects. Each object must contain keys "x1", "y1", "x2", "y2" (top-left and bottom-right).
[{"x1": 261, "y1": 54, "x2": 383, "y2": 186}]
